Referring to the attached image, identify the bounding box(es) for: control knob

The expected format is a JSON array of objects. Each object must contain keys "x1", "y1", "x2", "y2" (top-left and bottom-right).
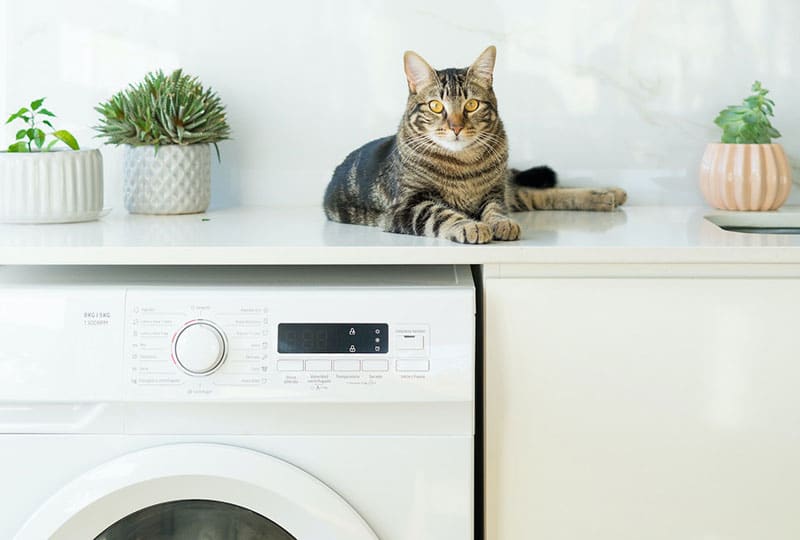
[{"x1": 172, "y1": 320, "x2": 227, "y2": 376}]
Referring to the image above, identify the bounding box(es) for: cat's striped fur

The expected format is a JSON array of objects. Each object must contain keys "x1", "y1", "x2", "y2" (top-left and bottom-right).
[{"x1": 324, "y1": 46, "x2": 626, "y2": 244}]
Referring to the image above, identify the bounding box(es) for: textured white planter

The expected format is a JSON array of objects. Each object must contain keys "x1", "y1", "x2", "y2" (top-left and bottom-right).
[
  {"x1": 0, "y1": 149, "x2": 104, "y2": 223},
  {"x1": 124, "y1": 144, "x2": 211, "y2": 214}
]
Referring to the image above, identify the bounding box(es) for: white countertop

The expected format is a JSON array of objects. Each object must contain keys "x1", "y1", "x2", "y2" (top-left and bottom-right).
[{"x1": 2, "y1": 205, "x2": 800, "y2": 265}]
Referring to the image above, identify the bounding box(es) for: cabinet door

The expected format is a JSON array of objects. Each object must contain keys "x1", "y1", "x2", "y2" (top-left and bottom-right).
[{"x1": 485, "y1": 277, "x2": 800, "y2": 540}]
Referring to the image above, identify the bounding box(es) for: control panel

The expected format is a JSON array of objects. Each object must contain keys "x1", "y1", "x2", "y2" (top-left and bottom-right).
[{"x1": 123, "y1": 287, "x2": 471, "y2": 402}]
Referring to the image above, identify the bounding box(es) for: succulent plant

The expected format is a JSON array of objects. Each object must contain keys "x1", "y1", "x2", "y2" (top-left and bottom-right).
[
  {"x1": 94, "y1": 69, "x2": 230, "y2": 158},
  {"x1": 714, "y1": 81, "x2": 781, "y2": 144}
]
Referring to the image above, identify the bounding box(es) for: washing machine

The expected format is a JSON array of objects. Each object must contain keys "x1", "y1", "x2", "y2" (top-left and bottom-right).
[{"x1": 0, "y1": 265, "x2": 475, "y2": 540}]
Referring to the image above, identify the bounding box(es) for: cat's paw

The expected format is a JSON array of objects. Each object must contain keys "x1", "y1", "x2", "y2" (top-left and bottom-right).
[
  {"x1": 489, "y1": 218, "x2": 521, "y2": 241},
  {"x1": 586, "y1": 188, "x2": 627, "y2": 211},
  {"x1": 586, "y1": 190, "x2": 619, "y2": 211},
  {"x1": 610, "y1": 187, "x2": 627, "y2": 206},
  {"x1": 447, "y1": 220, "x2": 493, "y2": 244}
]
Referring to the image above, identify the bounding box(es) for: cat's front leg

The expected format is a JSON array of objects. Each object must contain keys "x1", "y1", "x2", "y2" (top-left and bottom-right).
[
  {"x1": 480, "y1": 200, "x2": 521, "y2": 241},
  {"x1": 387, "y1": 200, "x2": 492, "y2": 244}
]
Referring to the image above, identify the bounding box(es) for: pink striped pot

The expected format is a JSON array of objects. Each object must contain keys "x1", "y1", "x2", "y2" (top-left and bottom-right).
[{"x1": 699, "y1": 143, "x2": 792, "y2": 211}]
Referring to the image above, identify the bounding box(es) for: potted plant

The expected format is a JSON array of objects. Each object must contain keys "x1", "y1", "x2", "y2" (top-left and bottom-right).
[
  {"x1": 0, "y1": 98, "x2": 103, "y2": 223},
  {"x1": 95, "y1": 69, "x2": 230, "y2": 215},
  {"x1": 700, "y1": 81, "x2": 791, "y2": 211}
]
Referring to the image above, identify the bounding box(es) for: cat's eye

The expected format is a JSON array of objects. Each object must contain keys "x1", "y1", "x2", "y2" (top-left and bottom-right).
[
  {"x1": 464, "y1": 99, "x2": 479, "y2": 112},
  {"x1": 428, "y1": 100, "x2": 444, "y2": 113}
]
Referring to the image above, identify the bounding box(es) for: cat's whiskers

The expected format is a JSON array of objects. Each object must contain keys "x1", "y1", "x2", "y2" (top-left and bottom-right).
[
  {"x1": 473, "y1": 136, "x2": 500, "y2": 161},
  {"x1": 404, "y1": 141, "x2": 473, "y2": 181},
  {"x1": 401, "y1": 136, "x2": 435, "y2": 155},
  {"x1": 476, "y1": 131, "x2": 505, "y2": 145},
  {"x1": 400, "y1": 138, "x2": 439, "y2": 159},
  {"x1": 397, "y1": 138, "x2": 438, "y2": 170},
  {"x1": 475, "y1": 133, "x2": 508, "y2": 165}
]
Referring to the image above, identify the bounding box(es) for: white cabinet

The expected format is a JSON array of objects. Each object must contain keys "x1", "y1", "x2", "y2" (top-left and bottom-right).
[{"x1": 485, "y1": 272, "x2": 800, "y2": 540}]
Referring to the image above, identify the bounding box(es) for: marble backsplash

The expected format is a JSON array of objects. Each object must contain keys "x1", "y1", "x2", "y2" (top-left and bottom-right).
[{"x1": 2, "y1": 0, "x2": 798, "y2": 209}]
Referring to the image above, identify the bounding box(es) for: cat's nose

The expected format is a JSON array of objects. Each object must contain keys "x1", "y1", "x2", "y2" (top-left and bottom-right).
[{"x1": 447, "y1": 114, "x2": 464, "y2": 136}]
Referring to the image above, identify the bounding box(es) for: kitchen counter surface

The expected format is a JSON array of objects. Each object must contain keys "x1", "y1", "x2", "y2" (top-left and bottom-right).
[{"x1": 2, "y1": 205, "x2": 800, "y2": 265}]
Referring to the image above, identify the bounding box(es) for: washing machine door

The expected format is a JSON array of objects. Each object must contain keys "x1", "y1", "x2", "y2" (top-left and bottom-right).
[{"x1": 14, "y1": 444, "x2": 379, "y2": 540}]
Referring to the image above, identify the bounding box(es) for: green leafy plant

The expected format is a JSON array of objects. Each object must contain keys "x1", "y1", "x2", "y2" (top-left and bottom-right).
[
  {"x1": 5, "y1": 98, "x2": 80, "y2": 152},
  {"x1": 714, "y1": 81, "x2": 781, "y2": 144},
  {"x1": 94, "y1": 69, "x2": 230, "y2": 159}
]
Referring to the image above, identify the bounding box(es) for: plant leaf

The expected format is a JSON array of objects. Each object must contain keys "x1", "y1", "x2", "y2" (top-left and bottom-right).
[
  {"x1": 42, "y1": 119, "x2": 53, "y2": 129},
  {"x1": 714, "y1": 110, "x2": 742, "y2": 127},
  {"x1": 7, "y1": 141, "x2": 29, "y2": 152},
  {"x1": 744, "y1": 97, "x2": 761, "y2": 108},
  {"x1": 15, "y1": 129, "x2": 27, "y2": 140},
  {"x1": 37, "y1": 108, "x2": 56, "y2": 117},
  {"x1": 5, "y1": 107, "x2": 29, "y2": 124},
  {"x1": 46, "y1": 139, "x2": 59, "y2": 151},
  {"x1": 33, "y1": 128, "x2": 46, "y2": 149},
  {"x1": 30, "y1": 98, "x2": 45, "y2": 111},
  {"x1": 743, "y1": 112, "x2": 760, "y2": 124},
  {"x1": 52, "y1": 129, "x2": 80, "y2": 150}
]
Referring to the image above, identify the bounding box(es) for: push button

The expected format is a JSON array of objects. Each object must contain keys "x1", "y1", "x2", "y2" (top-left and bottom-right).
[
  {"x1": 306, "y1": 359, "x2": 332, "y2": 372},
  {"x1": 277, "y1": 360, "x2": 304, "y2": 372},
  {"x1": 396, "y1": 359, "x2": 429, "y2": 372},
  {"x1": 395, "y1": 327, "x2": 428, "y2": 358},
  {"x1": 334, "y1": 359, "x2": 360, "y2": 371},
  {"x1": 362, "y1": 359, "x2": 389, "y2": 372}
]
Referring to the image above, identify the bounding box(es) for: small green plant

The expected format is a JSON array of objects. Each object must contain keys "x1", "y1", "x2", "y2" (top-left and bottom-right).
[
  {"x1": 714, "y1": 81, "x2": 781, "y2": 144},
  {"x1": 94, "y1": 69, "x2": 230, "y2": 159},
  {"x1": 5, "y1": 98, "x2": 80, "y2": 152}
]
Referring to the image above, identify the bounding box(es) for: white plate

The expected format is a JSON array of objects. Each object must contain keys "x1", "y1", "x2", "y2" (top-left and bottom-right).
[{"x1": 0, "y1": 208, "x2": 111, "y2": 225}]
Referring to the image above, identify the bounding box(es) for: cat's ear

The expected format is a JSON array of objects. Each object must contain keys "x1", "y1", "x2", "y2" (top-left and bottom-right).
[
  {"x1": 404, "y1": 51, "x2": 436, "y2": 94},
  {"x1": 468, "y1": 45, "x2": 496, "y2": 87}
]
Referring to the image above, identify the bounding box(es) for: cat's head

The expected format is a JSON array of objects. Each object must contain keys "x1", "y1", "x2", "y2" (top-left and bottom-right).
[{"x1": 402, "y1": 46, "x2": 501, "y2": 154}]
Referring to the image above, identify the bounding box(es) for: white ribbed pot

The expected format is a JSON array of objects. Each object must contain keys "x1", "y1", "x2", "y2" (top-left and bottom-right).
[
  {"x1": 0, "y1": 149, "x2": 104, "y2": 223},
  {"x1": 699, "y1": 143, "x2": 792, "y2": 211},
  {"x1": 123, "y1": 144, "x2": 211, "y2": 215}
]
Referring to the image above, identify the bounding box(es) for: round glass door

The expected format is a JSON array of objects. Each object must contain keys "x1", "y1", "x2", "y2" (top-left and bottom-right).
[
  {"x1": 15, "y1": 444, "x2": 378, "y2": 540},
  {"x1": 95, "y1": 499, "x2": 295, "y2": 540}
]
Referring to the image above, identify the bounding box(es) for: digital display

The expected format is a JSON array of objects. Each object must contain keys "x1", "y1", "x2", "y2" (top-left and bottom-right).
[{"x1": 278, "y1": 323, "x2": 388, "y2": 354}]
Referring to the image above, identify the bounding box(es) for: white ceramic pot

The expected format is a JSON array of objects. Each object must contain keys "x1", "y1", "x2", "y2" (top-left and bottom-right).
[
  {"x1": 123, "y1": 144, "x2": 211, "y2": 214},
  {"x1": 0, "y1": 149, "x2": 104, "y2": 223}
]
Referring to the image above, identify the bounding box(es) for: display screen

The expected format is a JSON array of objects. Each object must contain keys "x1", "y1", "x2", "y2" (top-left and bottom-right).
[{"x1": 278, "y1": 323, "x2": 389, "y2": 354}]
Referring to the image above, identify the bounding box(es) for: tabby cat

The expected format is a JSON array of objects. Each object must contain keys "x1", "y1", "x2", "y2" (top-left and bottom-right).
[{"x1": 324, "y1": 46, "x2": 626, "y2": 244}]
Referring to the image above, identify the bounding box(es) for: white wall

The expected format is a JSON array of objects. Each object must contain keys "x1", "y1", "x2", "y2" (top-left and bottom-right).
[{"x1": 2, "y1": 0, "x2": 798, "y2": 209}]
